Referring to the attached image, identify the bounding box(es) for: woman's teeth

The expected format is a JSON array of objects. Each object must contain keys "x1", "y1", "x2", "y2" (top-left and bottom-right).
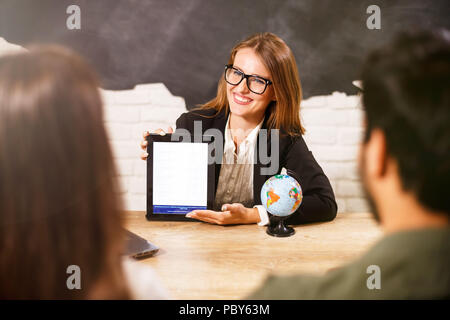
[{"x1": 235, "y1": 94, "x2": 251, "y2": 103}]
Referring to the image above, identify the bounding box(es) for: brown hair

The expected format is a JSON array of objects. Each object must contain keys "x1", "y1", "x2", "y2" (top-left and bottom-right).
[
  {"x1": 0, "y1": 46, "x2": 130, "y2": 299},
  {"x1": 198, "y1": 32, "x2": 305, "y2": 135}
]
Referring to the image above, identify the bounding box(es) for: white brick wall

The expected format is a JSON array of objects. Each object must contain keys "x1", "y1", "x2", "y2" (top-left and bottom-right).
[
  {"x1": 101, "y1": 84, "x2": 186, "y2": 210},
  {"x1": 0, "y1": 37, "x2": 369, "y2": 213},
  {"x1": 302, "y1": 92, "x2": 369, "y2": 213},
  {"x1": 103, "y1": 85, "x2": 369, "y2": 213}
]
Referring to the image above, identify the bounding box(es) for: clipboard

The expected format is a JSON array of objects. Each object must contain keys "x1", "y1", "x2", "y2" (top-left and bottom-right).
[{"x1": 145, "y1": 133, "x2": 216, "y2": 221}]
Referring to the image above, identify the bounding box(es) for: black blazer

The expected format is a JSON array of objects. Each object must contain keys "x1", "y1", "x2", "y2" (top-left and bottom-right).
[{"x1": 175, "y1": 107, "x2": 337, "y2": 225}]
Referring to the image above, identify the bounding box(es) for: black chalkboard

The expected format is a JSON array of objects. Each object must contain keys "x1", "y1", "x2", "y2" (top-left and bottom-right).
[{"x1": 1, "y1": 0, "x2": 449, "y2": 108}]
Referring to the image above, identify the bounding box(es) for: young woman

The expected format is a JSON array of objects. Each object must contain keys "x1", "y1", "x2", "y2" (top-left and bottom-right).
[
  {"x1": 141, "y1": 33, "x2": 337, "y2": 226},
  {"x1": 0, "y1": 46, "x2": 167, "y2": 299}
]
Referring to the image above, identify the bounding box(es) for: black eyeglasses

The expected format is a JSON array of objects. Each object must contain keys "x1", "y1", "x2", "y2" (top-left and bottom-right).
[{"x1": 224, "y1": 64, "x2": 272, "y2": 95}]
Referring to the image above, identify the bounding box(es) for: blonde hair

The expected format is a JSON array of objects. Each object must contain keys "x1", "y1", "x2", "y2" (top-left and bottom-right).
[{"x1": 198, "y1": 32, "x2": 304, "y2": 136}]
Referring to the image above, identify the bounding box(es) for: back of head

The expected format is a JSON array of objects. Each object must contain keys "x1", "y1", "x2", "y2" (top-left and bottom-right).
[
  {"x1": 361, "y1": 30, "x2": 450, "y2": 216},
  {"x1": 0, "y1": 46, "x2": 129, "y2": 299}
]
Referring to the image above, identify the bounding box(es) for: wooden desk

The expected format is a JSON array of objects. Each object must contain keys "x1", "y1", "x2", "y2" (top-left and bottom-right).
[{"x1": 124, "y1": 212, "x2": 383, "y2": 299}]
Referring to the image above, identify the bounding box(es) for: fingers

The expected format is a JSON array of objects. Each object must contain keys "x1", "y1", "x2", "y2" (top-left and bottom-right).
[
  {"x1": 140, "y1": 152, "x2": 149, "y2": 160},
  {"x1": 186, "y1": 212, "x2": 218, "y2": 224},
  {"x1": 141, "y1": 128, "x2": 171, "y2": 159},
  {"x1": 141, "y1": 128, "x2": 166, "y2": 151},
  {"x1": 187, "y1": 214, "x2": 219, "y2": 225},
  {"x1": 141, "y1": 130, "x2": 150, "y2": 151},
  {"x1": 140, "y1": 131, "x2": 149, "y2": 159},
  {"x1": 185, "y1": 204, "x2": 249, "y2": 225},
  {"x1": 186, "y1": 210, "x2": 228, "y2": 225},
  {"x1": 140, "y1": 139, "x2": 148, "y2": 151},
  {"x1": 222, "y1": 203, "x2": 244, "y2": 213},
  {"x1": 154, "y1": 128, "x2": 166, "y2": 136},
  {"x1": 187, "y1": 210, "x2": 221, "y2": 220}
]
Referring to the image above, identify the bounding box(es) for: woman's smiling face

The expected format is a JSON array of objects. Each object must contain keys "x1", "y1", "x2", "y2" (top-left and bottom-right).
[{"x1": 227, "y1": 48, "x2": 275, "y2": 121}]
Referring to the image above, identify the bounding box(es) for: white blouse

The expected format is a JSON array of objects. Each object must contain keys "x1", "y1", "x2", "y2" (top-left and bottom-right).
[{"x1": 214, "y1": 116, "x2": 269, "y2": 226}]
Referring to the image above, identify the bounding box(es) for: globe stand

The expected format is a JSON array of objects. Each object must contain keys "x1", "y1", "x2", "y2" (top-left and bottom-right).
[{"x1": 266, "y1": 215, "x2": 295, "y2": 237}]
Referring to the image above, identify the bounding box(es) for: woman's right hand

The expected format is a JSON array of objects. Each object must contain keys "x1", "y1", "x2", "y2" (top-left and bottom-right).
[{"x1": 140, "y1": 127, "x2": 173, "y2": 160}]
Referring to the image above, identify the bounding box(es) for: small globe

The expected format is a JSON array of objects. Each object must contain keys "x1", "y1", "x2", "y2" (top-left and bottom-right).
[{"x1": 260, "y1": 174, "x2": 303, "y2": 217}]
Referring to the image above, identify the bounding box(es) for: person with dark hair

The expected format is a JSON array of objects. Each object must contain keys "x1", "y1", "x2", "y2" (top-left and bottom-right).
[
  {"x1": 248, "y1": 29, "x2": 450, "y2": 299},
  {"x1": 0, "y1": 46, "x2": 168, "y2": 299}
]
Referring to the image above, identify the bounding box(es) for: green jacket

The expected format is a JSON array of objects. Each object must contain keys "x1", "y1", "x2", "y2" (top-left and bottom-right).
[{"x1": 248, "y1": 227, "x2": 450, "y2": 299}]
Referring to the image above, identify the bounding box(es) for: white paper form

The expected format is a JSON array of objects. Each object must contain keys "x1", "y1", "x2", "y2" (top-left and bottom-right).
[{"x1": 152, "y1": 142, "x2": 208, "y2": 213}]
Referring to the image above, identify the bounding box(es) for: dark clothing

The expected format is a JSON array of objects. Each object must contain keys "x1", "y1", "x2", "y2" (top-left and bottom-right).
[
  {"x1": 247, "y1": 227, "x2": 450, "y2": 299},
  {"x1": 175, "y1": 107, "x2": 337, "y2": 224}
]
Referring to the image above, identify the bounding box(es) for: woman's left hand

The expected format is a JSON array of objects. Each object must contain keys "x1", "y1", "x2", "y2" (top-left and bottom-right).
[{"x1": 186, "y1": 203, "x2": 260, "y2": 225}]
